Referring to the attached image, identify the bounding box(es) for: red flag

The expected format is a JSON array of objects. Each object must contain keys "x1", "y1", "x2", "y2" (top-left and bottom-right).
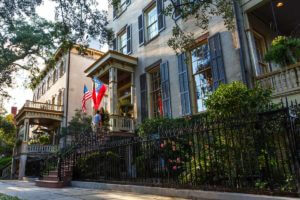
[
  {"x1": 96, "y1": 84, "x2": 107, "y2": 108},
  {"x1": 92, "y1": 82, "x2": 97, "y2": 111}
]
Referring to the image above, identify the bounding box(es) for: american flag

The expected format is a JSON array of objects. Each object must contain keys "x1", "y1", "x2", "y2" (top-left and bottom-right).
[{"x1": 82, "y1": 85, "x2": 92, "y2": 112}]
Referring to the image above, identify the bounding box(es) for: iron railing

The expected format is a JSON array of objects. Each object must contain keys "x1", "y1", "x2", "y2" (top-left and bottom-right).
[{"x1": 68, "y1": 105, "x2": 300, "y2": 197}]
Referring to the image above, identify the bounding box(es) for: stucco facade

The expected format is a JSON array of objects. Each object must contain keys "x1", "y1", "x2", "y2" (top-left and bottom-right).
[{"x1": 106, "y1": 0, "x2": 243, "y2": 122}]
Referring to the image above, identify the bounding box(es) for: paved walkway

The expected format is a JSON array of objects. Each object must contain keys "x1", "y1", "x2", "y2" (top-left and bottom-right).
[{"x1": 0, "y1": 181, "x2": 188, "y2": 200}]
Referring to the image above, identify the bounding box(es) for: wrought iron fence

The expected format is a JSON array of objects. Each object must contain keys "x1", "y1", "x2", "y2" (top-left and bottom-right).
[
  {"x1": 38, "y1": 102, "x2": 300, "y2": 196},
  {"x1": 59, "y1": 105, "x2": 300, "y2": 197}
]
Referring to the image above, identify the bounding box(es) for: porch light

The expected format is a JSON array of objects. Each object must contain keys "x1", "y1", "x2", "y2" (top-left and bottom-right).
[{"x1": 276, "y1": 2, "x2": 284, "y2": 7}]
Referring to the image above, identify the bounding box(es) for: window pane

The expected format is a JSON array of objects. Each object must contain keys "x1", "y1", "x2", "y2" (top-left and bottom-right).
[
  {"x1": 119, "y1": 32, "x2": 127, "y2": 54},
  {"x1": 194, "y1": 69, "x2": 213, "y2": 112},
  {"x1": 191, "y1": 43, "x2": 210, "y2": 74},
  {"x1": 147, "y1": 6, "x2": 158, "y2": 40}
]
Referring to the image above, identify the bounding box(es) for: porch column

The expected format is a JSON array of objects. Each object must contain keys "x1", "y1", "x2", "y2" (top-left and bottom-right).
[
  {"x1": 19, "y1": 118, "x2": 29, "y2": 179},
  {"x1": 109, "y1": 67, "x2": 118, "y2": 115},
  {"x1": 10, "y1": 157, "x2": 16, "y2": 179},
  {"x1": 18, "y1": 154, "x2": 27, "y2": 180},
  {"x1": 23, "y1": 119, "x2": 30, "y2": 142}
]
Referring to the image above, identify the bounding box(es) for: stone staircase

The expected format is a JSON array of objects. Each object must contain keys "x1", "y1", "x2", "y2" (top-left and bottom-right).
[{"x1": 35, "y1": 160, "x2": 74, "y2": 188}]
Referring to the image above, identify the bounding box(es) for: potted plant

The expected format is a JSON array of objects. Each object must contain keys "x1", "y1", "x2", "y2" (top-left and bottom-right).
[
  {"x1": 264, "y1": 36, "x2": 300, "y2": 66},
  {"x1": 118, "y1": 99, "x2": 133, "y2": 117}
]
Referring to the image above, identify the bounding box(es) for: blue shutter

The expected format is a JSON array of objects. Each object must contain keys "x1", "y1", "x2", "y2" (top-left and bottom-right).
[
  {"x1": 138, "y1": 14, "x2": 144, "y2": 45},
  {"x1": 127, "y1": 25, "x2": 132, "y2": 54},
  {"x1": 112, "y1": 38, "x2": 117, "y2": 51},
  {"x1": 157, "y1": 0, "x2": 165, "y2": 31},
  {"x1": 140, "y1": 74, "x2": 148, "y2": 122},
  {"x1": 126, "y1": 0, "x2": 131, "y2": 5},
  {"x1": 178, "y1": 53, "x2": 191, "y2": 116},
  {"x1": 160, "y1": 61, "x2": 172, "y2": 118},
  {"x1": 208, "y1": 33, "x2": 226, "y2": 90}
]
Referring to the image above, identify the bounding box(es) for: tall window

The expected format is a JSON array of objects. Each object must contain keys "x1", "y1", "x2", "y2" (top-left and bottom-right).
[
  {"x1": 253, "y1": 32, "x2": 269, "y2": 75},
  {"x1": 119, "y1": 31, "x2": 127, "y2": 54},
  {"x1": 59, "y1": 62, "x2": 64, "y2": 77},
  {"x1": 47, "y1": 77, "x2": 51, "y2": 89},
  {"x1": 150, "y1": 67, "x2": 162, "y2": 117},
  {"x1": 120, "y1": 0, "x2": 127, "y2": 12},
  {"x1": 53, "y1": 69, "x2": 57, "y2": 84},
  {"x1": 191, "y1": 42, "x2": 212, "y2": 112},
  {"x1": 42, "y1": 82, "x2": 46, "y2": 94},
  {"x1": 146, "y1": 5, "x2": 158, "y2": 40}
]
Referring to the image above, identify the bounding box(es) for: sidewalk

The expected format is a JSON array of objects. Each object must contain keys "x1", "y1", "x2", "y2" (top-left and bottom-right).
[{"x1": 0, "y1": 180, "x2": 187, "y2": 200}]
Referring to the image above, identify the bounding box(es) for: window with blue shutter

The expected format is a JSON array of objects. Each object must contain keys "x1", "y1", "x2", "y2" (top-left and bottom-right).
[
  {"x1": 208, "y1": 33, "x2": 226, "y2": 90},
  {"x1": 178, "y1": 53, "x2": 191, "y2": 116},
  {"x1": 160, "y1": 61, "x2": 172, "y2": 117},
  {"x1": 140, "y1": 74, "x2": 148, "y2": 122},
  {"x1": 138, "y1": 14, "x2": 144, "y2": 45},
  {"x1": 126, "y1": 25, "x2": 132, "y2": 54},
  {"x1": 157, "y1": 0, "x2": 165, "y2": 31}
]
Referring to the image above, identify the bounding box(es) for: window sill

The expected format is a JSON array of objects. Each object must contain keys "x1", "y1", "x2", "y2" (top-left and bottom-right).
[{"x1": 113, "y1": 6, "x2": 129, "y2": 20}]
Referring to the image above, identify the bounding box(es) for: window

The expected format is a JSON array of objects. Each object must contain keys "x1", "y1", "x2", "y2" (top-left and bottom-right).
[
  {"x1": 42, "y1": 82, "x2": 46, "y2": 94},
  {"x1": 146, "y1": 5, "x2": 158, "y2": 40},
  {"x1": 119, "y1": 31, "x2": 127, "y2": 54},
  {"x1": 190, "y1": 42, "x2": 213, "y2": 112},
  {"x1": 53, "y1": 69, "x2": 57, "y2": 84},
  {"x1": 138, "y1": 0, "x2": 165, "y2": 45},
  {"x1": 149, "y1": 67, "x2": 163, "y2": 117},
  {"x1": 59, "y1": 62, "x2": 64, "y2": 77},
  {"x1": 174, "y1": 0, "x2": 182, "y2": 19},
  {"x1": 253, "y1": 32, "x2": 269, "y2": 75},
  {"x1": 47, "y1": 77, "x2": 51, "y2": 89},
  {"x1": 113, "y1": 0, "x2": 130, "y2": 18}
]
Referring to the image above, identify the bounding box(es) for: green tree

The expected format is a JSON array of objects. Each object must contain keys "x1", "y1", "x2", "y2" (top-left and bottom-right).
[
  {"x1": 0, "y1": 114, "x2": 17, "y2": 155},
  {"x1": 0, "y1": 0, "x2": 112, "y2": 97},
  {"x1": 61, "y1": 109, "x2": 92, "y2": 137}
]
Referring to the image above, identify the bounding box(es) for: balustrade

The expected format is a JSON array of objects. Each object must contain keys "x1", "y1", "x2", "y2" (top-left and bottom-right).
[
  {"x1": 24, "y1": 100, "x2": 63, "y2": 112},
  {"x1": 109, "y1": 115, "x2": 134, "y2": 133},
  {"x1": 27, "y1": 144, "x2": 58, "y2": 154},
  {"x1": 256, "y1": 63, "x2": 300, "y2": 97}
]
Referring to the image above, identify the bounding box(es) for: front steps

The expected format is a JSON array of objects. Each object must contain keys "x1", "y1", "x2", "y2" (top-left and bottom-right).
[{"x1": 35, "y1": 170, "x2": 72, "y2": 188}]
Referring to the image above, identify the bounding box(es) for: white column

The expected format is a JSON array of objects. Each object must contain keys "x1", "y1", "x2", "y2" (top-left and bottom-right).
[
  {"x1": 109, "y1": 67, "x2": 118, "y2": 115},
  {"x1": 23, "y1": 119, "x2": 30, "y2": 142},
  {"x1": 18, "y1": 154, "x2": 27, "y2": 180}
]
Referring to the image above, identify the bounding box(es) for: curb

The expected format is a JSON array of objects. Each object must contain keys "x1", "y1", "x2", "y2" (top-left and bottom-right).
[{"x1": 71, "y1": 181, "x2": 299, "y2": 200}]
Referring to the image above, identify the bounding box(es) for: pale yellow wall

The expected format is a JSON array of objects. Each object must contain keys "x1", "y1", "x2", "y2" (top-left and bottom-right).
[{"x1": 67, "y1": 53, "x2": 98, "y2": 123}]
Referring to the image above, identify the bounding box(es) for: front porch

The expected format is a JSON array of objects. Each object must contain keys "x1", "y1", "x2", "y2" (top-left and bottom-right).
[
  {"x1": 245, "y1": 0, "x2": 300, "y2": 99},
  {"x1": 13, "y1": 101, "x2": 63, "y2": 179},
  {"x1": 85, "y1": 50, "x2": 138, "y2": 135}
]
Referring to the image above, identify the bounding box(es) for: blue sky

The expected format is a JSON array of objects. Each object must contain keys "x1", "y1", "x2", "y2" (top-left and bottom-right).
[{"x1": 4, "y1": 0, "x2": 108, "y2": 112}]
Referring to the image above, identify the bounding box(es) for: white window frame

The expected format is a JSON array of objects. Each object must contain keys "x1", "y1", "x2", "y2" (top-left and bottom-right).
[
  {"x1": 119, "y1": 31, "x2": 127, "y2": 54},
  {"x1": 146, "y1": 4, "x2": 159, "y2": 41}
]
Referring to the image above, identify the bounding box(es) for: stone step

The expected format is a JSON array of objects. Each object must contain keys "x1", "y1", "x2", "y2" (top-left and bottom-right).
[
  {"x1": 35, "y1": 180, "x2": 66, "y2": 188},
  {"x1": 43, "y1": 175, "x2": 60, "y2": 181}
]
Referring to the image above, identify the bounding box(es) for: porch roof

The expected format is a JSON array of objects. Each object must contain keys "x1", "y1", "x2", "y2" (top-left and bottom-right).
[{"x1": 85, "y1": 50, "x2": 138, "y2": 77}]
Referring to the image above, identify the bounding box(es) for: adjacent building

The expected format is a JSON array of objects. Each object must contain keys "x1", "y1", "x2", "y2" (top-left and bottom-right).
[{"x1": 13, "y1": 45, "x2": 104, "y2": 179}]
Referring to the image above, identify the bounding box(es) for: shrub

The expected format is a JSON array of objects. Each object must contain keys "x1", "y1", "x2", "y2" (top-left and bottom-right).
[
  {"x1": 0, "y1": 194, "x2": 20, "y2": 200},
  {"x1": 205, "y1": 81, "x2": 272, "y2": 118}
]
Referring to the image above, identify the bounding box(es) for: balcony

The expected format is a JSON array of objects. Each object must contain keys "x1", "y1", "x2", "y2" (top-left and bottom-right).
[
  {"x1": 28, "y1": 144, "x2": 58, "y2": 154},
  {"x1": 109, "y1": 115, "x2": 135, "y2": 133},
  {"x1": 256, "y1": 63, "x2": 300, "y2": 97},
  {"x1": 23, "y1": 100, "x2": 63, "y2": 112}
]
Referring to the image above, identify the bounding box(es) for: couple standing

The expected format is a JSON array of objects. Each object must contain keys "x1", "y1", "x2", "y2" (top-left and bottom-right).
[{"x1": 93, "y1": 108, "x2": 104, "y2": 133}]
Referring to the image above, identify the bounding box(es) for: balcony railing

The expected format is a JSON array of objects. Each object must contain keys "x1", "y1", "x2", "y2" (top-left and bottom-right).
[
  {"x1": 28, "y1": 144, "x2": 58, "y2": 154},
  {"x1": 109, "y1": 115, "x2": 134, "y2": 133},
  {"x1": 256, "y1": 62, "x2": 300, "y2": 97},
  {"x1": 24, "y1": 100, "x2": 63, "y2": 112}
]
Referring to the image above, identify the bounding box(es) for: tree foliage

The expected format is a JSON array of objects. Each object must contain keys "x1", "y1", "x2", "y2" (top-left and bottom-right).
[
  {"x1": 0, "y1": 0, "x2": 112, "y2": 96},
  {"x1": 0, "y1": 114, "x2": 17, "y2": 155}
]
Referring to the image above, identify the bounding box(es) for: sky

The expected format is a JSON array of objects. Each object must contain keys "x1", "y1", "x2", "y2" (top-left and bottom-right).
[{"x1": 3, "y1": 0, "x2": 108, "y2": 113}]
